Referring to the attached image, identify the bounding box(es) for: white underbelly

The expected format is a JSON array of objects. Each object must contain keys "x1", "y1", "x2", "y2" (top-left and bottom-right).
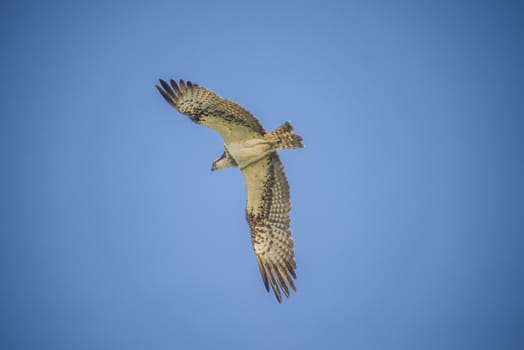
[{"x1": 226, "y1": 139, "x2": 272, "y2": 169}]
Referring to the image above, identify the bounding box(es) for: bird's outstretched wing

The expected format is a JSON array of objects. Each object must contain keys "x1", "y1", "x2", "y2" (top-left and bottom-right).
[
  {"x1": 242, "y1": 153, "x2": 297, "y2": 302},
  {"x1": 156, "y1": 79, "x2": 266, "y2": 144}
]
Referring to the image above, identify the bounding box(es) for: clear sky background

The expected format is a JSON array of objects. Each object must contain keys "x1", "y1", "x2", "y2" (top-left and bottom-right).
[{"x1": 1, "y1": 0, "x2": 523, "y2": 349}]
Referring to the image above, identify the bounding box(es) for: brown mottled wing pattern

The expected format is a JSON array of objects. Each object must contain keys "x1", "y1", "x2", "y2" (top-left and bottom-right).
[
  {"x1": 156, "y1": 79, "x2": 265, "y2": 143},
  {"x1": 242, "y1": 153, "x2": 297, "y2": 302}
]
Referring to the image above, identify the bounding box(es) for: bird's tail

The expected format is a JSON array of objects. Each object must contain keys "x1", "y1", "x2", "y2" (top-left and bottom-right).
[{"x1": 266, "y1": 121, "x2": 304, "y2": 150}]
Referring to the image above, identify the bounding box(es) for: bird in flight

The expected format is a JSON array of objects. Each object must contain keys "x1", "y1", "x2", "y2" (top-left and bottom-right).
[{"x1": 156, "y1": 79, "x2": 303, "y2": 302}]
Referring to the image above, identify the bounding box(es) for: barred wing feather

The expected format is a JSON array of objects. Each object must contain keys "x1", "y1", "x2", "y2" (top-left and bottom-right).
[
  {"x1": 156, "y1": 79, "x2": 265, "y2": 144},
  {"x1": 242, "y1": 153, "x2": 297, "y2": 302}
]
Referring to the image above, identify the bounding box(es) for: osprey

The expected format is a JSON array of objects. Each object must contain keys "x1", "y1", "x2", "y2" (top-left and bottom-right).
[{"x1": 156, "y1": 79, "x2": 303, "y2": 302}]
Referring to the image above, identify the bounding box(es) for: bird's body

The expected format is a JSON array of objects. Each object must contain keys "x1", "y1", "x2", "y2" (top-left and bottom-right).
[
  {"x1": 225, "y1": 138, "x2": 273, "y2": 169},
  {"x1": 156, "y1": 79, "x2": 303, "y2": 302}
]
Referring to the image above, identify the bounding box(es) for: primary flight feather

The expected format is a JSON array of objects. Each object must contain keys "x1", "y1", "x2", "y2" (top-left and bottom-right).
[{"x1": 156, "y1": 79, "x2": 303, "y2": 302}]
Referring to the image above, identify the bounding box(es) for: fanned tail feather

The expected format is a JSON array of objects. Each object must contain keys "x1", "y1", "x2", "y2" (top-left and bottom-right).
[{"x1": 266, "y1": 121, "x2": 304, "y2": 150}]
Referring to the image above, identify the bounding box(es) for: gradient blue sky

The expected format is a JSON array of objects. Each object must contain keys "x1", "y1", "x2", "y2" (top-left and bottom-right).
[{"x1": 2, "y1": 1, "x2": 523, "y2": 349}]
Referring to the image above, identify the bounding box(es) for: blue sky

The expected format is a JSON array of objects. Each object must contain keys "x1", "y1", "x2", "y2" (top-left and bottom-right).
[{"x1": 1, "y1": 0, "x2": 523, "y2": 349}]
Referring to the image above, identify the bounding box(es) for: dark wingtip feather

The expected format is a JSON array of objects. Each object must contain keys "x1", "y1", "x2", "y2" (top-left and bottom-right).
[
  {"x1": 267, "y1": 264, "x2": 282, "y2": 303},
  {"x1": 159, "y1": 79, "x2": 173, "y2": 96},
  {"x1": 156, "y1": 85, "x2": 176, "y2": 108},
  {"x1": 179, "y1": 79, "x2": 187, "y2": 92},
  {"x1": 288, "y1": 279, "x2": 297, "y2": 292},
  {"x1": 286, "y1": 261, "x2": 297, "y2": 279},
  {"x1": 279, "y1": 264, "x2": 297, "y2": 292},
  {"x1": 256, "y1": 256, "x2": 270, "y2": 292},
  {"x1": 256, "y1": 255, "x2": 298, "y2": 302},
  {"x1": 170, "y1": 79, "x2": 181, "y2": 95},
  {"x1": 276, "y1": 272, "x2": 290, "y2": 298}
]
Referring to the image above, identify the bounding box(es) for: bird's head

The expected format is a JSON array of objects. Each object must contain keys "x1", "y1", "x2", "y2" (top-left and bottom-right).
[
  {"x1": 211, "y1": 159, "x2": 221, "y2": 171},
  {"x1": 211, "y1": 149, "x2": 237, "y2": 171}
]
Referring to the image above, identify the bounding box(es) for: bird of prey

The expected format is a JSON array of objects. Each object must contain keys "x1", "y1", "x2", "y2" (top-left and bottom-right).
[{"x1": 156, "y1": 79, "x2": 303, "y2": 302}]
